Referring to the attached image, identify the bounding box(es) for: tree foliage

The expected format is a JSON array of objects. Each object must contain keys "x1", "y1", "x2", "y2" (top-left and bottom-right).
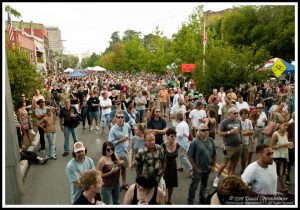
[
  {"x1": 7, "y1": 47, "x2": 44, "y2": 108},
  {"x1": 80, "y1": 5, "x2": 294, "y2": 90}
]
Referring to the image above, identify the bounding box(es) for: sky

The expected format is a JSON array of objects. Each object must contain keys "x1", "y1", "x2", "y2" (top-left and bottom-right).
[{"x1": 3, "y1": 2, "x2": 295, "y2": 57}]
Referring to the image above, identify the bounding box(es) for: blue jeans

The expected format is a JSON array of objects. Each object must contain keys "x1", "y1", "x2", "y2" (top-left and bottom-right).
[
  {"x1": 137, "y1": 110, "x2": 145, "y2": 123},
  {"x1": 187, "y1": 171, "x2": 210, "y2": 204},
  {"x1": 101, "y1": 186, "x2": 120, "y2": 204},
  {"x1": 64, "y1": 126, "x2": 78, "y2": 153},
  {"x1": 45, "y1": 132, "x2": 56, "y2": 158}
]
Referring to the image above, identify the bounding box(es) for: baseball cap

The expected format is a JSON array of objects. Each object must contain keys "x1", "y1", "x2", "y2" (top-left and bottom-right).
[
  {"x1": 199, "y1": 94, "x2": 203, "y2": 97},
  {"x1": 73, "y1": 142, "x2": 86, "y2": 153}
]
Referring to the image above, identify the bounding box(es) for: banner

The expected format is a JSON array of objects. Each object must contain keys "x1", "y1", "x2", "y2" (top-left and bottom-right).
[{"x1": 181, "y1": 64, "x2": 195, "y2": 73}]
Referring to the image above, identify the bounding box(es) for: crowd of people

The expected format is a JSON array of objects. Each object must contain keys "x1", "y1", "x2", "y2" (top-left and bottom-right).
[{"x1": 14, "y1": 69, "x2": 295, "y2": 205}]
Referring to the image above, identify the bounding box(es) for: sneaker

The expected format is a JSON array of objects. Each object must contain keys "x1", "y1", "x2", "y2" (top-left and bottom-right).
[
  {"x1": 285, "y1": 180, "x2": 290, "y2": 186},
  {"x1": 96, "y1": 127, "x2": 99, "y2": 130},
  {"x1": 29, "y1": 129, "x2": 36, "y2": 135},
  {"x1": 213, "y1": 177, "x2": 219, "y2": 188},
  {"x1": 89, "y1": 127, "x2": 93, "y2": 131},
  {"x1": 62, "y1": 152, "x2": 69, "y2": 157},
  {"x1": 39, "y1": 156, "x2": 49, "y2": 164},
  {"x1": 50, "y1": 156, "x2": 57, "y2": 160}
]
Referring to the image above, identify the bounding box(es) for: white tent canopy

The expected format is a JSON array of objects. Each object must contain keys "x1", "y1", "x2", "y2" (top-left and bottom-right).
[
  {"x1": 85, "y1": 66, "x2": 106, "y2": 71},
  {"x1": 64, "y1": 68, "x2": 74, "y2": 73},
  {"x1": 84, "y1": 67, "x2": 93, "y2": 70}
]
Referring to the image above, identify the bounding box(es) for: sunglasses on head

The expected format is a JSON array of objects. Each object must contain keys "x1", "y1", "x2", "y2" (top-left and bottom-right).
[{"x1": 106, "y1": 148, "x2": 114, "y2": 152}]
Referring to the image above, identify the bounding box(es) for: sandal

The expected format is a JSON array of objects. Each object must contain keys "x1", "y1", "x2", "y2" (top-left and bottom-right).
[{"x1": 122, "y1": 184, "x2": 129, "y2": 190}]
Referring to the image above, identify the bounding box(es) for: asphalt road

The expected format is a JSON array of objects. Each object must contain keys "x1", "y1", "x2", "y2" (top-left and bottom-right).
[{"x1": 21, "y1": 114, "x2": 295, "y2": 205}]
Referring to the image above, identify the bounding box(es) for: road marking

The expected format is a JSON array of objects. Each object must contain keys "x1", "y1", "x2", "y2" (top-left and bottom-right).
[{"x1": 214, "y1": 163, "x2": 228, "y2": 177}]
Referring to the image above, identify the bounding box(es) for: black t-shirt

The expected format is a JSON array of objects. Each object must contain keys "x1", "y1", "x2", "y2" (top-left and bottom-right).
[
  {"x1": 147, "y1": 118, "x2": 167, "y2": 145},
  {"x1": 70, "y1": 92, "x2": 79, "y2": 104},
  {"x1": 77, "y1": 90, "x2": 88, "y2": 104},
  {"x1": 51, "y1": 89, "x2": 61, "y2": 102},
  {"x1": 87, "y1": 97, "x2": 100, "y2": 112},
  {"x1": 59, "y1": 106, "x2": 79, "y2": 127},
  {"x1": 73, "y1": 192, "x2": 102, "y2": 205}
]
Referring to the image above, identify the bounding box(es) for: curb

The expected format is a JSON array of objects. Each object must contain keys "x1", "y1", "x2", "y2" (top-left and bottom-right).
[{"x1": 20, "y1": 133, "x2": 40, "y2": 179}]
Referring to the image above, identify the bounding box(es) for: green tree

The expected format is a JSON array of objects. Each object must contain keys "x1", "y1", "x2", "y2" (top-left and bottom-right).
[{"x1": 7, "y1": 47, "x2": 44, "y2": 108}]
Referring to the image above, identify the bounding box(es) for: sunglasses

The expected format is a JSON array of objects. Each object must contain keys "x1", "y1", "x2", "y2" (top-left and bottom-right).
[
  {"x1": 106, "y1": 148, "x2": 114, "y2": 152},
  {"x1": 117, "y1": 116, "x2": 124, "y2": 119},
  {"x1": 155, "y1": 111, "x2": 161, "y2": 113},
  {"x1": 233, "y1": 112, "x2": 238, "y2": 115},
  {"x1": 200, "y1": 129, "x2": 209, "y2": 132}
]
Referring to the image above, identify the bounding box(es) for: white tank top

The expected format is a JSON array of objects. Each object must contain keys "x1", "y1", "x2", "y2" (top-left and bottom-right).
[{"x1": 273, "y1": 131, "x2": 289, "y2": 160}]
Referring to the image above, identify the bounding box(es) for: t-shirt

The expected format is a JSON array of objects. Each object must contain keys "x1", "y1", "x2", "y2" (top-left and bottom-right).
[
  {"x1": 219, "y1": 118, "x2": 242, "y2": 147},
  {"x1": 66, "y1": 157, "x2": 95, "y2": 204},
  {"x1": 241, "y1": 161, "x2": 277, "y2": 195},
  {"x1": 87, "y1": 97, "x2": 100, "y2": 112},
  {"x1": 73, "y1": 192, "x2": 102, "y2": 205},
  {"x1": 189, "y1": 109, "x2": 207, "y2": 129},
  {"x1": 100, "y1": 98, "x2": 112, "y2": 115},
  {"x1": 188, "y1": 137, "x2": 216, "y2": 173},
  {"x1": 240, "y1": 119, "x2": 253, "y2": 145},
  {"x1": 134, "y1": 96, "x2": 147, "y2": 111},
  {"x1": 147, "y1": 118, "x2": 167, "y2": 145},
  {"x1": 131, "y1": 136, "x2": 145, "y2": 154}
]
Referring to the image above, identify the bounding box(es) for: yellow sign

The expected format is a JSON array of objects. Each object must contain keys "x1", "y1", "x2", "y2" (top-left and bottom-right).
[{"x1": 272, "y1": 59, "x2": 286, "y2": 78}]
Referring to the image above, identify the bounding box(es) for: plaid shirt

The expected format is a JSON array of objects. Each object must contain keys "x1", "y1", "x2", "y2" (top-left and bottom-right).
[{"x1": 134, "y1": 144, "x2": 166, "y2": 183}]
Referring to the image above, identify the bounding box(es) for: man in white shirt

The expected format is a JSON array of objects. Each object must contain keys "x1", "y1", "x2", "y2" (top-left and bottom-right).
[
  {"x1": 176, "y1": 112, "x2": 193, "y2": 177},
  {"x1": 254, "y1": 103, "x2": 268, "y2": 145},
  {"x1": 236, "y1": 96, "x2": 250, "y2": 114},
  {"x1": 241, "y1": 144, "x2": 277, "y2": 195},
  {"x1": 170, "y1": 97, "x2": 186, "y2": 128},
  {"x1": 189, "y1": 101, "x2": 207, "y2": 137},
  {"x1": 99, "y1": 92, "x2": 112, "y2": 134}
]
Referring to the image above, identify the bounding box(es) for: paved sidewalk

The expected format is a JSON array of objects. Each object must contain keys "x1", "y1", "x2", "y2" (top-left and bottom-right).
[{"x1": 20, "y1": 133, "x2": 40, "y2": 179}]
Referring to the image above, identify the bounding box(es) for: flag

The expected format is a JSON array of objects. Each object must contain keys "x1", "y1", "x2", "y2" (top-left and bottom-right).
[{"x1": 7, "y1": 12, "x2": 15, "y2": 42}]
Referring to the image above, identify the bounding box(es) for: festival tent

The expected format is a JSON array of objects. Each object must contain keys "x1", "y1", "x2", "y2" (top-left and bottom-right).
[
  {"x1": 84, "y1": 67, "x2": 93, "y2": 71},
  {"x1": 68, "y1": 70, "x2": 88, "y2": 78},
  {"x1": 91, "y1": 66, "x2": 106, "y2": 71},
  {"x1": 258, "y1": 58, "x2": 295, "y2": 74},
  {"x1": 64, "y1": 68, "x2": 74, "y2": 73}
]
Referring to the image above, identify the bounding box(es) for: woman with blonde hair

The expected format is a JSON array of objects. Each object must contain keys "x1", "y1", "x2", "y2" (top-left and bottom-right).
[
  {"x1": 128, "y1": 123, "x2": 146, "y2": 169},
  {"x1": 270, "y1": 121, "x2": 294, "y2": 195}
]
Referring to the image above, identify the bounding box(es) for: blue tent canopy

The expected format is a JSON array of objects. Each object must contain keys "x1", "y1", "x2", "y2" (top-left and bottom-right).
[
  {"x1": 281, "y1": 60, "x2": 295, "y2": 74},
  {"x1": 68, "y1": 70, "x2": 87, "y2": 78}
]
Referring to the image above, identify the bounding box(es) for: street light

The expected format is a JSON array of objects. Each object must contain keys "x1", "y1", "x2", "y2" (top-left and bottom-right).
[{"x1": 60, "y1": 40, "x2": 66, "y2": 71}]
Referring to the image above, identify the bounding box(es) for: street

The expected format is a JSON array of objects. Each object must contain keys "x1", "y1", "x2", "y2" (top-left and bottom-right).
[{"x1": 21, "y1": 114, "x2": 295, "y2": 205}]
